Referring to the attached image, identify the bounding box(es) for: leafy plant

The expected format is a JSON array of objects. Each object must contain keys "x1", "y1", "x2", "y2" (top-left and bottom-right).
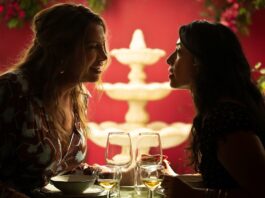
[
  {"x1": 199, "y1": 0, "x2": 265, "y2": 35},
  {"x1": 87, "y1": 0, "x2": 108, "y2": 14},
  {"x1": 252, "y1": 62, "x2": 265, "y2": 93},
  {"x1": 0, "y1": 0, "x2": 108, "y2": 28}
]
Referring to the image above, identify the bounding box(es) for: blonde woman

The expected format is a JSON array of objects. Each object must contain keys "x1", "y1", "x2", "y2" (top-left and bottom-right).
[{"x1": 0, "y1": 3, "x2": 108, "y2": 197}]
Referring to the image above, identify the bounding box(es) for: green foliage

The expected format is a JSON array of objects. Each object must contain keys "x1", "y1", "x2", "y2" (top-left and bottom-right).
[
  {"x1": 0, "y1": 0, "x2": 109, "y2": 29},
  {"x1": 87, "y1": 0, "x2": 108, "y2": 14},
  {"x1": 199, "y1": 0, "x2": 265, "y2": 35}
]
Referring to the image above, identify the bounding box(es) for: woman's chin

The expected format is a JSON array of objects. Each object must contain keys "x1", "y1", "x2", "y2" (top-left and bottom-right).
[
  {"x1": 169, "y1": 79, "x2": 179, "y2": 88},
  {"x1": 81, "y1": 74, "x2": 100, "y2": 83},
  {"x1": 170, "y1": 80, "x2": 190, "y2": 89}
]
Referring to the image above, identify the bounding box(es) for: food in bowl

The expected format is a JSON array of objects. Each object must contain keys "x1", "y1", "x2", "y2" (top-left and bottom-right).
[{"x1": 50, "y1": 174, "x2": 96, "y2": 194}]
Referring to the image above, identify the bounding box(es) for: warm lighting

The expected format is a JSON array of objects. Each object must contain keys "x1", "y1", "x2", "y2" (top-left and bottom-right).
[{"x1": 89, "y1": 29, "x2": 191, "y2": 167}]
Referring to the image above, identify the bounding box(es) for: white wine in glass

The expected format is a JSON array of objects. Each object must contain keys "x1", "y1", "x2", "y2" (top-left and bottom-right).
[
  {"x1": 135, "y1": 132, "x2": 162, "y2": 195},
  {"x1": 97, "y1": 165, "x2": 119, "y2": 198},
  {"x1": 105, "y1": 132, "x2": 133, "y2": 197},
  {"x1": 98, "y1": 178, "x2": 118, "y2": 190},
  {"x1": 140, "y1": 164, "x2": 164, "y2": 198},
  {"x1": 142, "y1": 177, "x2": 163, "y2": 191}
]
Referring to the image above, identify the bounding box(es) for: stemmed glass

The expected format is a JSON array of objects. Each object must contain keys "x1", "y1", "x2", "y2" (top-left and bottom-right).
[
  {"x1": 140, "y1": 164, "x2": 164, "y2": 198},
  {"x1": 97, "y1": 165, "x2": 120, "y2": 198},
  {"x1": 134, "y1": 132, "x2": 162, "y2": 195},
  {"x1": 135, "y1": 132, "x2": 162, "y2": 164},
  {"x1": 105, "y1": 132, "x2": 133, "y2": 197}
]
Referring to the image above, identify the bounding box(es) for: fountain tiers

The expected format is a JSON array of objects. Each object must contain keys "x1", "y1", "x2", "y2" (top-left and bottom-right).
[{"x1": 88, "y1": 29, "x2": 191, "y2": 160}]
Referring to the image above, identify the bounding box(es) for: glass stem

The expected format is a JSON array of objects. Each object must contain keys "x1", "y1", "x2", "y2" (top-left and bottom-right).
[
  {"x1": 117, "y1": 167, "x2": 122, "y2": 198},
  {"x1": 117, "y1": 180, "x2": 121, "y2": 198},
  {"x1": 148, "y1": 190, "x2": 154, "y2": 198},
  {"x1": 107, "y1": 190, "x2": 110, "y2": 198}
]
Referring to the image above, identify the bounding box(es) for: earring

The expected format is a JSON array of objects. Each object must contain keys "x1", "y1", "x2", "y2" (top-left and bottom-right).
[
  {"x1": 60, "y1": 70, "x2": 65, "y2": 74},
  {"x1": 193, "y1": 57, "x2": 200, "y2": 67}
]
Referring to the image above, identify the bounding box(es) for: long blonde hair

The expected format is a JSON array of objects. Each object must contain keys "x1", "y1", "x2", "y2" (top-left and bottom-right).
[{"x1": 10, "y1": 3, "x2": 107, "y2": 144}]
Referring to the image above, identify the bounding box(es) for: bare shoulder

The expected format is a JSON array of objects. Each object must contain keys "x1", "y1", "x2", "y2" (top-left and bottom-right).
[
  {"x1": 218, "y1": 131, "x2": 264, "y2": 150},
  {"x1": 217, "y1": 131, "x2": 265, "y2": 196}
]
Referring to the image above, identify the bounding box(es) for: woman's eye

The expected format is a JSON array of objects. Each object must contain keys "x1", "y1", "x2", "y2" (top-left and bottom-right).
[
  {"x1": 86, "y1": 42, "x2": 106, "y2": 54},
  {"x1": 86, "y1": 44, "x2": 98, "y2": 49}
]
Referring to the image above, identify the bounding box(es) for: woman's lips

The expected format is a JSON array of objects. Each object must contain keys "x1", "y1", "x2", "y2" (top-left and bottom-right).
[
  {"x1": 169, "y1": 74, "x2": 174, "y2": 79},
  {"x1": 168, "y1": 67, "x2": 174, "y2": 75},
  {"x1": 90, "y1": 65, "x2": 103, "y2": 74},
  {"x1": 168, "y1": 67, "x2": 175, "y2": 79}
]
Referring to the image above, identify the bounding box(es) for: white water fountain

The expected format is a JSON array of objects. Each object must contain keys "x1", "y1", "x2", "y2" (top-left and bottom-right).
[{"x1": 88, "y1": 29, "x2": 191, "y2": 153}]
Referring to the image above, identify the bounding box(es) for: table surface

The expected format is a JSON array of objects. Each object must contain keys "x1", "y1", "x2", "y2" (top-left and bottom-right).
[
  {"x1": 32, "y1": 185, "x2": 164, "y2": 198},
  {"x1": 32, "y1": 174, "x2": 202, "y2": 198}
]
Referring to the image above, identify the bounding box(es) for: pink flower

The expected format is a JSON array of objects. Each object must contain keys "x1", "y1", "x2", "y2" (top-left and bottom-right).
[
  {"x1": 0, "y1": 0, "x2": 49, "y2": 28},
  {"x1": 221, "y1": 3, "x2": 239, "y2": 21},
  {"x1": 220, "y1": 3, "x2": 240, "y2": 33},
  {"x1": 232, "y1": 2, "x2": 240, "y2": 9},
  {"x1": 221, "y1": 17, "x2": 238, "y2": 33},
  {"x1": 0, "y1": 5, "x2": 4, "y2": 13},
  {"x1": 4, "y1": 4, "x2": 15, "y2": 20},
  {"x1": 18, "y1": 10, "x2": 25, "y2": 19},
  {"x1": 12, "y1": 2, "x2": 20, "y2": 9},
  {"x1": 227, "y1": 0, "x2": 237, "y2": 3}
]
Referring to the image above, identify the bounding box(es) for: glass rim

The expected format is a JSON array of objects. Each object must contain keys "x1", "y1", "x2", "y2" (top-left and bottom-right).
[
  {"x1": 107, "y1": 131, "x2": 131, "y2": 137},
  {"x1": 108, "y1": 131, "x2": 128, "y2": 134},
  {"x1": 138, "y1": 132, "x2": 160, "y2": 135}
]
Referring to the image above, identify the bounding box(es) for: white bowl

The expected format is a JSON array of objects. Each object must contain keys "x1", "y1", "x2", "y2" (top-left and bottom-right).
[{"x1": 50, "y1": 174, "x2": 96, "y2": 194}]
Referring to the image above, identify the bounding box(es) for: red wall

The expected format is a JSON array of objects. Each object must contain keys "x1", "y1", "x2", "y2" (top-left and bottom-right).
[{"x1": 1, "y1": 0, "x2": 265, "y2": 173}]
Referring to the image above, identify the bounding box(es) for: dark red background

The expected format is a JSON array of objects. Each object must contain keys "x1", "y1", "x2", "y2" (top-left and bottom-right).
[{"x1": 1, "y1": 0, "x2": 265, "y2": 173}]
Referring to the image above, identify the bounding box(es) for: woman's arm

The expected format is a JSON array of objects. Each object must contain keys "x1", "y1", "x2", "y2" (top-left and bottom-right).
[
  {"x1": 217, "y1": 131, "x2": 265, "y2": 198},
  {"x1": 162, "y1": 175, "x2": 205, "y2": 198},
  {"x1": 0, "y1": 80, "x2": 29, "y2": 198},
  {"x1": 162, "y1": 175, "x2": 255, "y2": 198},
  {"x1": 162, "y1": 132, "x2": 265, "y2": 198},
  {"x1": 0, "y1": 181, "x2": 30, "y2": 198}
]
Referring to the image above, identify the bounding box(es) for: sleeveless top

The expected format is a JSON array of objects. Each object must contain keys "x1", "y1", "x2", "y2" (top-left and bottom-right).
[
  {"x1": 0, "y1": 70, "x2": 88, "y2": 193},
  {"x1": 198, "y1": 102, "x2": 265, "y2": 189}
]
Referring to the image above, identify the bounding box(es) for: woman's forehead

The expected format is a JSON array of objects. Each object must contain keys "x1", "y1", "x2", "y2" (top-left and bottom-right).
[{"x1": 86, "y1": 24, "x2": 105, "y2": 42}]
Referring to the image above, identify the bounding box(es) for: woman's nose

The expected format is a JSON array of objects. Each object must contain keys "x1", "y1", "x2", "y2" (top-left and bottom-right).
[
  {"x1": 99, "y1": 48, "x2": 108, "y2": 62},
  {"x1": 167, "y1": 52, "x2": 175, "y2": 65}
]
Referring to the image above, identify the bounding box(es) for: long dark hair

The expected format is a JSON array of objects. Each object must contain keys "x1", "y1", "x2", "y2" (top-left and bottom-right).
[{"x1": 180, "y1": 20, "x2": 265, "y2": 170}]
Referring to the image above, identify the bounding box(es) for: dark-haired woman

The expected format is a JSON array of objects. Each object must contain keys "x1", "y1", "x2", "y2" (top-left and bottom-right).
[{"x1": 163, "y1": 20, "x2": 265, "y2": 198}]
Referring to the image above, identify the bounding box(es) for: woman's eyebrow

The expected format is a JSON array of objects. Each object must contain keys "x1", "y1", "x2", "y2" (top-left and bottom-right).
[{"x1": 87, "y1": 41, "x2": 99, "y2": 43}]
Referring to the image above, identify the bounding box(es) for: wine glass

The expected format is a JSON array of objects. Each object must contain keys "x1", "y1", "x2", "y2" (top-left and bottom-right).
[
  {"x1": 105, "y1": 132, "x2": 133, "y2": 168},
  {"x1": 134, "y1": 132, "x2": 162, "y2": 195},
  {"x1": 97, "y1": 165, "x2": 120, "y2": 198},
  {"x1": 135, "y1": 132, "x2": 162, "y2": 164},
  {"x1": 105, "y1": 132, "x2": 133, "y2": 197},
  {"x1": 140, "y1": 164, "x2": 164, "y2": 198}
]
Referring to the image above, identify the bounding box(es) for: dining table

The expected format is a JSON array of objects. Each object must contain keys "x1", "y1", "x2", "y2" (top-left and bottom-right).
[
  {"x1": 32, "y1": 174, "x2": 203, "y2": 198},
  {"x1": 31, "y1": 185, "x2": 164, "y2": 198}
]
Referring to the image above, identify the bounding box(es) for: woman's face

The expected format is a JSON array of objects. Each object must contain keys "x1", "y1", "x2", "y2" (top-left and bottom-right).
[
  {"x1": 167, "y1": 39, "x2": 195, "y2": 89},
  {"x1": 80, "y1": 23, "x2": 108, "y2": 83}
]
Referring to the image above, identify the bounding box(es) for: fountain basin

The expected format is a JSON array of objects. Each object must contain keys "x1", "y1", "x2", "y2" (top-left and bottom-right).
[
  {"x1": 111, "y1": 48, "x2": 165, "y2": 65},
  {"x1": 88, "y1": 121, "x2": 191, "y2": 149},
  {"x1": 102, "y1": 82, "x2": 172, "y2": 101}
]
